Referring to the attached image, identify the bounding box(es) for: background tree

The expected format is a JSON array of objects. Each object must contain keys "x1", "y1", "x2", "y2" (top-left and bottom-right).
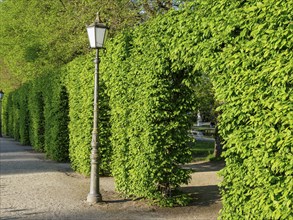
[
  {"x1": 192, "y1": 74, "x2": 215, "y2": 123},
  {"x1": 1, "y1": 0, "x2": 177, "y2": 92}
]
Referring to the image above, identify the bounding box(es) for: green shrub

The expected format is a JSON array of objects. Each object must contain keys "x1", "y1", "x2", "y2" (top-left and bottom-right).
[
  {"x1": 192, "y1": 0, "x2": 293, "y2": 219},
  {"x1": 17, "y1": 84, "x2": 31, "y2": 145},
  {"x1": 2, "y1": 0, "x2": 291, "y2": 213},
  {"x1": 102, "y1": 14, "x2": 198, "y2": 205},
  {"x1": 3, "y1": 71, "x2": 70, "y2": 162},
  {"x1": 28, "y1": 81, "x2": 45, "y2": 152},
  {"x1": 2, "y1": 54, "x2": 111, "y2": 173},
  {"x1": 65, "y1": 54, "x2": 112, "y2": 175},
  {"x1": 12, "y1": 92, "x2": 20, "y2": 141},
  {"x1": 102, "y1": 0, "x2": 292, "y2": 212},
  {"x1": 41, "y1": 71, "x2": 69, "y2": 162},
  {"x1": 2, "y1": 93, "x2": 13, "y2": 136},
  {"x1": 153, "y1": 0, "x2": 292, "y2": 215}
]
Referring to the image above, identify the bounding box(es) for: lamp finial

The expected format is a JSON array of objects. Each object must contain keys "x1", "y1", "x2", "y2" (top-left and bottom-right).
[{"x1": 95, "y1": 12, "x2": 100, "y2": 23}]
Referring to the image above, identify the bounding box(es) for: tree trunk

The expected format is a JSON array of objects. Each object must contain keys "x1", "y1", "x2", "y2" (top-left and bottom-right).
[{"x1": 214, "y1": 125, "x2": 222, "y2": 158}]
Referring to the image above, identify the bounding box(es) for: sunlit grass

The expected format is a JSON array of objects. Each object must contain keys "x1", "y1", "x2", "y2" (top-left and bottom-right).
[{"x1": 189, "y1": 140, "x2": 214, "y2": 161}]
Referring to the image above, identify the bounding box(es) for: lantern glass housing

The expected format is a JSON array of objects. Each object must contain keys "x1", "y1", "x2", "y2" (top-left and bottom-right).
[
  {"x1": 0, "y1": 90, "x2": 4, "y2": 100},
  {"x1": 87, "y1": 21, "x2": 108, "y2": 49}
]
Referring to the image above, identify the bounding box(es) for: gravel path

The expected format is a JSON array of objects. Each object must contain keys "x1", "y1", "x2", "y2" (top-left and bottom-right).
[{"x1": 0, "y1": 137, "x2": 223, "y2": 220}]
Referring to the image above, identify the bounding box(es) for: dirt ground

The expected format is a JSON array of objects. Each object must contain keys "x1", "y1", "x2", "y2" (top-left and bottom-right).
[{"x1": 0, "y1": 137, "x2": 224, "y2": 220}]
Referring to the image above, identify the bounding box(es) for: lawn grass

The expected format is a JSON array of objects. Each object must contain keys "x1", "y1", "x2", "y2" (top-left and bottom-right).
[{"x1": 189, "y1": 140, "x2": 215, "y2": 161}]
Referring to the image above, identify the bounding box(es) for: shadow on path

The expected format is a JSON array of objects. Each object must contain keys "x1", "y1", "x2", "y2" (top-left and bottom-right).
[
  {"x1": 184, "y1": 161, "x2": 225, "y2": 172},
  {"x1": 181, "y1": 185, "x2": 221, "y2": 206},
  {"x1": 0, "y1": 207, "x2": 46, "y2": 220},
  {"x1": 0, "y1": 137, "x2": 223, "y2": 220},
  {"x1": 0, "y1": 137, "x2": 72, "y2": 176}
]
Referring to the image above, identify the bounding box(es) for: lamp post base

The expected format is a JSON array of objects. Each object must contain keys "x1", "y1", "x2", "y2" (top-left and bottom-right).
[{"x1": 87, "y1": 193, "x2": 102, "y2": 203}]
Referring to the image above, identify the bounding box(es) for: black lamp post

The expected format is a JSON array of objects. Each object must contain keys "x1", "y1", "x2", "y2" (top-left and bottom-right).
[
  {"x1": 86, "y1": 13, "x2": 109, "y2": 203},
  {"x1": 0, "y1": 90, "x2": 4, "y2": 137}
]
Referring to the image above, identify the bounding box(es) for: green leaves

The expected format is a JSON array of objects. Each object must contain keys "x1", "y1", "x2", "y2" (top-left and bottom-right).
[
  {"x1": 0, "y1": 0, "x2": 150, "y2": 92},
  {"x1": 65, "y1": 54, "x2": 112, "y2": 175},
  {"x1": 206, "y1": 0, "x2": 293, "y2": 219},
  {"x1": 101, "y1": 11, "x2": 197, "y2": 205},
  {"x1": 2, "y1": 0, "x2": 292, "y2": 213},
  {"x1": 2, "y1": 71, "x2": 70, "y2": 161},
  {"x1": 2, "y1": 54, "x2": 112, "y2": 172}
]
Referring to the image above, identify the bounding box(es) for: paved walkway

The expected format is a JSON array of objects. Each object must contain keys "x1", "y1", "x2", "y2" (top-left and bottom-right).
[{"x1": 0, "y1": 137, "x2": 223, "y2": 220}]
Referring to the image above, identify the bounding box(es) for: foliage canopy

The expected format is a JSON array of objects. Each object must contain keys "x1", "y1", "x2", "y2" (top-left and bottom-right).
[{"x1": 1, "y1": 0, "x2": 292, "y2": 215}]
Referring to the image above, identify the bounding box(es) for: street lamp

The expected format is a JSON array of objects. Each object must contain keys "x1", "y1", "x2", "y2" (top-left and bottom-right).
[
  {"x1": 0, "y1": 90, "x2": 4, "y2": 137},
  {"x1": 86, "y1": 13, "x2": 109, "y2": 203}
]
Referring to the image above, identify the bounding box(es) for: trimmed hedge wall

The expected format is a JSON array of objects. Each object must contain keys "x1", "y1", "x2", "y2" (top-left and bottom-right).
[
  {"x1": 3, "y1": 71, "x2": 70, "y2": 161},
  {"x1": 102, "y1": 20, "x2": 198, "y2": 206},
  {"x1": 2, "y1": 0, "x2": 292, "y2": 213},
  {"x1": 207, "y1": 1, "x2": 293, "y2": 219},
  {"x1": 101, "y1": 0, "x2": 292, "y2": 212},
  {"x1": 17, "y1": 84, "x2": 31, "y2": 145},
  {"x1": 42, "y1": 72, "x2": 70, "y2": 162},
  {"x1": 28, "y1": 80, "x2": 45, "y2": 151},
  {"x1": 65, "y1": 54, "x2": 112, "y2": 175},
  {"x1": 159, "y1": 0, "x2": 292, "y2": 218},
  {"x1": 2, "y1": 55, "x2": 111, "y2": 173}
]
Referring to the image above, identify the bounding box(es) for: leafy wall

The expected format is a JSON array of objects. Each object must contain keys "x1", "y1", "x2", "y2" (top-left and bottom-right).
[
  {"x1": 207, "y1": 1, "x2": 293, "y2": 219},
  {"x1": 3, "y1": 71, "x2": 70, "y2": 162},
  {"x1": 2, "y1": 61, "x2": 111, "y2": 170},
  {"x1": 64, "y1": 54, "x2": 112, "y2": 175},
  {"x1": 102, "y1": 25, "x2": 198, "y2": 205},
  {"x1": 101, "y1": 0, "x2": 293, "y2": 213},
  {"x1": 28, "y1": 80, "x2": 46, "y2": 151},
  {"x1": 164, "y1": 0, "x2": 292, "y2": 218},
  {"x1": 2, "y1": 0, "x2": 292, "y2": 214}
]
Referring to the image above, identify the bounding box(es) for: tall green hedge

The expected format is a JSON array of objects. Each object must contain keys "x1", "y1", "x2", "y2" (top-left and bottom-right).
[
  {"x1": 41, "y1": 71, "x2": 70, "y2": 162},
  {"x1": 162, "y1": 0, "x2": 291, "y2": 217},
  {"x1": 207, "y1": 1, "x2": 293, "y2": 219},
  {"x1": 17, "y1": 84, "x2": 31, "y2": 145},
  {"x1": 2, "y1": 59, "x2": 111, "y2": 172},
  {"x1": 102, "y1": 17, "x2": 198, "y2": 205},
  {"x1": 2, "y1": 71, "x2": 70, "y2": 161},
  {"x1": 11, "y1": 91, "x2": 20, "y2": 141},
  {"x1": 28, "y1": 80, "x2": 45, "y2": 151},
  {"x1": 2, "y1": 0, "x2": 292, "y2": 213},
  {"x1": 65, "y1": 54, "x2": 112, "y2": 175},
  {"x1": 101, "y1": 0, "x2": 292, "y2": 212},
  {"x1": 2, "y1": 93, "x2": 14, "y2": 137}
]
